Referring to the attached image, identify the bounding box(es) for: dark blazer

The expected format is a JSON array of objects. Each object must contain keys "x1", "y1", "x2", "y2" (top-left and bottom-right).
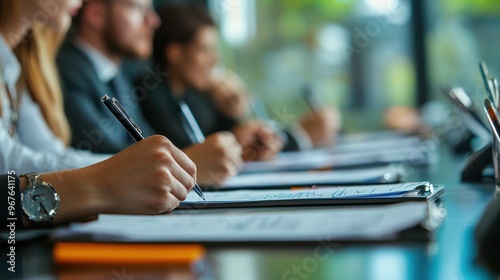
[
  {"x1": 57, "y1": 42, "x2": 154, "y2": 154},
  {"x1": 1, "y1": 174, "x2": 22, "y2": 230},
  {"x1": 139, "y1": 82, "x2": 238, "y2": 149},
  {"x1": 139, "y1": 80, "x2": 302, "y2": 151}
]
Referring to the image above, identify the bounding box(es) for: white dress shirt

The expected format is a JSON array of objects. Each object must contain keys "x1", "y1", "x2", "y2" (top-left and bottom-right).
[{"x1": 0, "y1": 34, "x2": 110, "y2": 174}]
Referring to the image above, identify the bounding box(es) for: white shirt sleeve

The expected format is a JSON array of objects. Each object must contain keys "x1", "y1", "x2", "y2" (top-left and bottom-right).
[
  {"x1": 0, "y1": 91, "x2": 110, "y2": 174},
  {"x1": 0, "y1": 119, "x2": 110, "y2": 174}
]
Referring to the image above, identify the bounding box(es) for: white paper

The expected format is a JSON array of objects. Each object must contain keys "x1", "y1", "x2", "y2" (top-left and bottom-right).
[
  {"x1": 222, "y1": 166, "x2": 400, "y2": 189},
  {"x1": 54, "y1": 202, "x2": 428, "y2": 242},
  {"x1": 241, "y1": 144, "x2": 434, "y2": 173},
  {"x1": 273, "y1": 137, "x2": 422, "y2": 161},
  {"x1": 336, "y1": 131, "x2": 407, "y2": 144},
  {"x1": 329, "y1": 136, "x2": 422, "y2": 154},
  {"x1": 184, "y1": 182, "x2": 428, "y2": 204}
]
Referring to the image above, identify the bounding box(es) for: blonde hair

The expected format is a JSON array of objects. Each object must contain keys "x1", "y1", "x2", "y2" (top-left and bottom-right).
[
  {"x1": 0, "y1": 0, "x2": 71, "y2": 145},
  {"x1": 16, "y1": 27, "x2": 71, "y2": 145},
  {"x1": 0, "y1": 0, "x2": 16, "y2": 118}
]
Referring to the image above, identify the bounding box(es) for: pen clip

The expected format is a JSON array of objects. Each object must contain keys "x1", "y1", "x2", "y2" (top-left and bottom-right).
[{"x1": 102, "y1": 94, "x2": 142, "y2": 134}]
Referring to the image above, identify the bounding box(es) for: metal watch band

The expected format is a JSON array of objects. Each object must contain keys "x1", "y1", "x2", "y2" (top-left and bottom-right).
[
  {"x1": 22, "y1": 173, "x2": 41, "y2": 186},
  {"x1": 20, "y1": 173, "x2": 55, "y2": 227}
]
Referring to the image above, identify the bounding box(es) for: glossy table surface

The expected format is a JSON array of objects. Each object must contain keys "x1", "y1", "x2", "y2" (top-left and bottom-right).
[{"x1": 1, "y1": 146, "x2": 497, "y2": 280}]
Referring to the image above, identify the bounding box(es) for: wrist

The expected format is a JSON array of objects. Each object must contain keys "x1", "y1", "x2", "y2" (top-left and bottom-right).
[{"x1": 41, "y1": 167, "x2": 103, "y2": 225}]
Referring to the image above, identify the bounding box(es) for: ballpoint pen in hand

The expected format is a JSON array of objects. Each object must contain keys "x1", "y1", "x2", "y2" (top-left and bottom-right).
[
  {"x1": 101, "y1": 94, "x2": 206, "y2": 201},
  {"x1": 302, "y1": 85, "x2": 321, "y2": 114}
]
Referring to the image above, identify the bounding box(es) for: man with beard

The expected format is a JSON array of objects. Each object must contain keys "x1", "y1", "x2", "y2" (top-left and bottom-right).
[
  {"x1": 57, "y1": 0, "x2": 245, "y2": 186},
  {"x1": 57, "y1": 0, "x2": 160, "y2": 154}
]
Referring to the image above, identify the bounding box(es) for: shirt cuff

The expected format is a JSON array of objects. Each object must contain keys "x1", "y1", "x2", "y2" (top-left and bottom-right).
[{"x1": 286, "y1": 123, "x2": 314, "y2": 150}]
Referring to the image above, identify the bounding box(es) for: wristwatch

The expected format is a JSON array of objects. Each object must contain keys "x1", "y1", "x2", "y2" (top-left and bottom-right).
[{"x1": 21, "y1": 173, "x2": 60, "y2": 226}]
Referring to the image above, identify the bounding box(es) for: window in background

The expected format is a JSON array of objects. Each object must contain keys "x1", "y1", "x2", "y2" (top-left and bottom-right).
[
  {"x1": 425, "y1": 0, "x2": 500, "y2": 109},
  {"x1": 210, "y1": 0, "x2": 416, "y2": 132}
]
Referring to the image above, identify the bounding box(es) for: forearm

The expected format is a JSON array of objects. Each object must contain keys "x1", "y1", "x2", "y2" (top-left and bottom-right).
[{"x1": 34, "y1": 168, "x2": 104, "y2": 226}]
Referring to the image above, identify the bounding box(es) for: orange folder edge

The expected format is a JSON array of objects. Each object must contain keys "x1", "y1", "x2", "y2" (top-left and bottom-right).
[{"x1": 53, "y1": 242, "x2": 206, "y2": 265}]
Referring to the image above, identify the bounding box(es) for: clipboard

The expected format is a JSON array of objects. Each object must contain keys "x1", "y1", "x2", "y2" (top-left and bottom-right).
[
  {"x1": 179, "y1": 182, "x2": 444, "y2": 209},
  {"x1": 220, "y1": 166, "x2": 402, "y2": 190},
  {"x1": 53, "y1": 202, "x2": 442, "y2": 244}
]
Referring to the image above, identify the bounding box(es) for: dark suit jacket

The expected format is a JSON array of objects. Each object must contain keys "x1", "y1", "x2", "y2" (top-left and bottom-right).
[
  {"x1": 139, "y1": 81, "x2": 302, "y2": 151},
  {"x1": 57, "y1": 42, "x2": 154, "y2": 154},
  {"x1": 139, "y1": 82, "x2": 238, "y2": 149}
]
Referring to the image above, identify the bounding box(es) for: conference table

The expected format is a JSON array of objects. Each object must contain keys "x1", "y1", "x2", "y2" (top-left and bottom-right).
[{"x1": 1, "y1": 144, "x2": 496, "y2": 280}]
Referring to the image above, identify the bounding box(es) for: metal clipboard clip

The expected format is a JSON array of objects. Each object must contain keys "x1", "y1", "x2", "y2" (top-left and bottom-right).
[{"x1": 403, "y1": 182, "x2": 435, "y2": 198}]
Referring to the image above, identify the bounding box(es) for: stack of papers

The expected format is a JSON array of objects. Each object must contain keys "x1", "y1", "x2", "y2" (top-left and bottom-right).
[
  {"x1": 53, "y1": 202, "x2": 429, "y2": 243},
  {"x1": 241, "y1": 143, "x2": 435, "y2": 173}
]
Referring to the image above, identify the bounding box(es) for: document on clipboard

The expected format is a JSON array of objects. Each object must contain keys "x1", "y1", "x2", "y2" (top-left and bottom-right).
[
  {"x1": 221, "y1": 166, "x2": 402, "y2": 190},
  {"x1": 53, "y1": 202, "x2": 437, "y2": 243},
  {"x1": 180, "y1": 182, "x2": 444, "y2": 209},
  {"x1": 240, "y1": 144, "x2": 435, "y2": 173}
]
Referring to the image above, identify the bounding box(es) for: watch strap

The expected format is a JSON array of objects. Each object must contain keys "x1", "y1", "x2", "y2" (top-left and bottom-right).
[
  {"x1": 22, "y1": 173, "x2": 41, "y2": 186},
  {"x1": 20, "y1": 173, "x2": 57, "y2": 227}
]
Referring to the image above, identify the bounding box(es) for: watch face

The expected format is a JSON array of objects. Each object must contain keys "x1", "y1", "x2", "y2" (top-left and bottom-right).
[{"x1": 22, "y1": 183, "x2": 60, "y2": 223}]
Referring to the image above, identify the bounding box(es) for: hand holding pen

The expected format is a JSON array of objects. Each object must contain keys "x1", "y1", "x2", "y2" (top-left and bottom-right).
[
  {"x1": 300, "y1": 86, "x2": 342, "y2": 147},
  {"x1": 303, "y1": 85, "x2": 322, "y2": 114},
  {"x1": 102, "y1": 95, "x2": 206, "y2": 201},
  {"x1": 232, "y1": 120, "x2": 283, "y2": 161}
]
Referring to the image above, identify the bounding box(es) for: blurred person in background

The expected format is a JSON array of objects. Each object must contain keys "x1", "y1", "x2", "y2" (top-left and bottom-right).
[
  {"x1": 141, "y1": 4, "x2": 340, "y2": 163},
  {"x1": 58, "y1": 0, "x2": 241, "y2": 186}
]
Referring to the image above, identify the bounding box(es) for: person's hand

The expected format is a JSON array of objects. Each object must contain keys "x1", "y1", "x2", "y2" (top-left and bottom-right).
[
  {"x1": 183, "y1": 132, "x2": 243, "y2": 186},
  {"x1": 232, "y1": 121, "x2": 283, "y2": 161},
  {"x1": 298, "y1": 107, "x2": 341, "y2": 148},
  {"x1": 384, "y1": 106, "x2": 422, "y2": 133},
  {"x1": 86, "y1": 135, "x2": 197, "y2": 215},
  {"x1": 208, "y1": 72, "x2": 250, "y2": 120},
  {"x1": 35, "y1": 136, "x2": 196, "y2": 226}
]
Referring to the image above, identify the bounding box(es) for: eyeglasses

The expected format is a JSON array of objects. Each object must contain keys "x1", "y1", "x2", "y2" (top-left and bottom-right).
[{"x1": 103, "y1": 0, "x2": 155, "y2": 17}]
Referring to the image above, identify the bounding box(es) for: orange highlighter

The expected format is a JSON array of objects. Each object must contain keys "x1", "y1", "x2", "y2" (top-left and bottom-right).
[{"x1": 54, "y1": 242, "x2": 206, "y2": 266}]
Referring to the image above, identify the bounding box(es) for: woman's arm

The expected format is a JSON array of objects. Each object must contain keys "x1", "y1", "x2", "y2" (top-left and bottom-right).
[{"x1": 7, "y1": 135, "x2": 196, "y2": 227}]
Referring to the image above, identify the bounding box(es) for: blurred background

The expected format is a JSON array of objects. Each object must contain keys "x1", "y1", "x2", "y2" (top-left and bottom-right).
[{"x1": 144, "y1": 0, "x2": 500, "y2": 132}]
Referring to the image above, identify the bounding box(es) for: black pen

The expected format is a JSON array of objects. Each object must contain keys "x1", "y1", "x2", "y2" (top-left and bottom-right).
[
  {"x1": 484, "y1": 99, "x2": 500, "y2": 143},
  {"x1": 101, "y1": 95, "x2": 206, "y2": 201},
  {"x1": 302, "y1": 86, "x2": 321, "y2": 114}
]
